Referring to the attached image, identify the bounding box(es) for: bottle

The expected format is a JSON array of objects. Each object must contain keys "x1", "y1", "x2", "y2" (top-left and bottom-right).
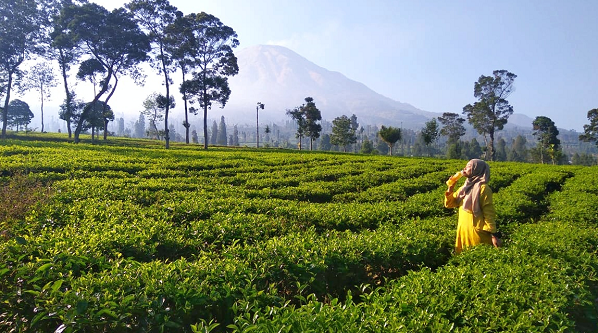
[{"x1": 446, "y1": 171, "x2": 463, "y2": 187}]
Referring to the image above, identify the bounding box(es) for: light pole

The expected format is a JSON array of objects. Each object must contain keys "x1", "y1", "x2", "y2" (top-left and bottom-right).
[{"x1": 256, "y1": 102, "x2": 264, "y2": 148}]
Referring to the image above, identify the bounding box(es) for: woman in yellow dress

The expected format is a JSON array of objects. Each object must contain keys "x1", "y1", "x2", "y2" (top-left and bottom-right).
[{"x1": 444, "y1": 159, "x2": 502, "y2": 254}]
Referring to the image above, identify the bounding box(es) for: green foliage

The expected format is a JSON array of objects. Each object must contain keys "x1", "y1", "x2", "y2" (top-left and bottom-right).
[
  {"x1": 377, "y1": 125, "x2": 401, "y2": 155},
  {"x1": 462, "y1": 70, "x2": 517, "y2": 161},
  {"x1": 0, "y1": 137, "x2": 596, "y2": 331},
  {"x1": 330, "y1": 115, "x2": 357, "y2": 152},
  {"x1": 579, "y1": 108, "x2": 598, "y2": 146}
]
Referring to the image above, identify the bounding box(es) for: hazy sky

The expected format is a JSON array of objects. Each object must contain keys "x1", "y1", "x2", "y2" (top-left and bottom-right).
[{"x1": 34, "y1": 0, "x2": 598, "y2": 131}]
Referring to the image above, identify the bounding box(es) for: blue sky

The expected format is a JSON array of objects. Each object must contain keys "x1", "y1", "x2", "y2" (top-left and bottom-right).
[{"x1": 89, "y1": 0, "x2": 597, "y2": 131}]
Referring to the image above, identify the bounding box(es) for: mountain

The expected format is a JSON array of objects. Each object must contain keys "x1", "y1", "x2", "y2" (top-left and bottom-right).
[
  {"x1": 224, "y1": 45, "x2": 437, "y2": 129},
  {"x1": 222, "y1": 45, "x2": 533, "y2": 131}
]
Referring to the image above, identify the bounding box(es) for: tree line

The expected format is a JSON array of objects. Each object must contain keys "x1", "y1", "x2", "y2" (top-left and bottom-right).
[
  {"x1": 0, "y1": 0, "x2": 239, "y2": 149},
  {"x1": 2, "y1": 2, "x2": 597, "y2": 159},
  {"x1": 283, "y1": 70, "x2": 597, "y2": 165}
]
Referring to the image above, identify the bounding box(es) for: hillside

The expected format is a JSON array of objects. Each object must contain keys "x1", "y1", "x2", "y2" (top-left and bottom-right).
[
  {"x1": 225, "y1": 45, "x2": 442, "y2": 128},
  {"x1": 0, "y1": 136, "x2": 597, "y2": 331}
]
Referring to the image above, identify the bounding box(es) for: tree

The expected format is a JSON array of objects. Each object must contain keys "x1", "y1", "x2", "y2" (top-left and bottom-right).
[
  {"x1": 462, "y1": 70, "x2": 517, "y2": 161},
  {"x1": 350, "y1": 114, "x2": 359, "y2": 152},
  {"x1": 495, "y1": 138, "x2": 507, "y2": 161},
  {"x1": 532, "y1": 116, "x2": 561, "y2": 164},
  {"x1": 286, "y1": 106, "x2": 306, "y2": 150},
  {"x1": 579, "y1": 108, "x2": 598, "y2": 147},
  {"x1": 210, "y1": 120, "x2": 218, "y2": 145},
  {"x1": 178, "y1": 12, "x2": 239, "y2": 150},
  {"x1": 319, "y1": 134, "x2": 332, "y2": 151},
  {"x1": 24, "y1": 63, "x2": 58, "y2": 133},
  {"x1": 462, "y1": 138, "x2": 483, "y2": 160},
  {"x1": 360, "y1": 138, "x2": 376, "y2": 154},
  {"x1": 134, "y1": 113, "x2": 146, "y2": 138},
  {"x1": 420, "y1": 118, "x2": 439, "y2": 156},
  {"x1": 141, "y1": 93, "x2": 165, "y2": 140},
  {"x1": 438, "y1": 112, "x2": 466, "y2": 144},
  {"x1": 68, "y1": 3, "x2": 150, "y2": 143},
  {"x1": 127, "y1": 0, "x2": 179, "y2": 149},
  {"x1": 378, "y1": 125, "x2": 401, "y2": 155},
  {"x1": 82, "y1": 101, "x2": 113, "y2": 141},
  {"x1": 509, "y1": 135, "x2": 528, "y2": 162},
  {"x1": 330, "y1": 115, "x2": 357, "y2": 152},
  {"x1": 0, "y1": 0, "x2": 43, "y2": 138},
  {"x1": 303, "y1": 97, "x2": 322, "y2": 150},
  {"x1": 166, "y1": 12, "x2": 196, "y2": 144},
  {"x1": 217, "y1": 116, "x2": 227, "y2": 145},
  {"x1": 6, "y1": 99, "x2": 34, "y2": 131},
  {"x1": 50, "y1": 0, "x2": 85, "y2": 138},
  {"x1": 76, "y1": 59, "x2": 105, "y2": 97},
  {"x1": 232, "y1": 125, "x2": 239, "y2": 146}
]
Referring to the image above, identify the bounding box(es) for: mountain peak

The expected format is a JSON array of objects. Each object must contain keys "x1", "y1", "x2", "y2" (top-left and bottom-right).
[{"x1": 225, "y1": 44, "x2": 435, "y2": 128}]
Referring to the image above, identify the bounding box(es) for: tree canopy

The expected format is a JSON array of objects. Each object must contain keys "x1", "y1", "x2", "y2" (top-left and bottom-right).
[
  {"x1": 532, "y1": 116, "x2": 561, "y2": 164},
  {"x1": 330, "y1": 115, "x2": 357, "y2": 152},
  {"x1": 66, "y1": 2, "x2": 150, "y2": 143},
  {"x1": 178, "y1": 12, "x2": 239, "y2": 150},
  {"x1": 463, "y1": 70, "x2": 517, "y2": 161},
  {"x1": 438, "y1": 112, "x2": 466, "y2": 144},
  {"x1": 6, "y1": 99, "x2": 34, "y2": 131},
  {"x1": 378, "y1": 125, "x2": 401, "y2": 155},
  {"x1": 579, "y1": 108, "x2": 598, "y2": 146},
  {"x1": 0, "y1": 0, "x2": 43, "y2": 138}
]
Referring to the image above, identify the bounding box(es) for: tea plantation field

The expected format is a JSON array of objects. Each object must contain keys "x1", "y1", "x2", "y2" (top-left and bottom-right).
[{"x1": 1, "y1": 136, "x2": 597, "y2": 332}]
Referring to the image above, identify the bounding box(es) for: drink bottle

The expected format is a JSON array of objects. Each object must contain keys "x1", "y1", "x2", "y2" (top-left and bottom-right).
[{"x1": 446, "y1": 171, "x2": 463, "y2": 187}]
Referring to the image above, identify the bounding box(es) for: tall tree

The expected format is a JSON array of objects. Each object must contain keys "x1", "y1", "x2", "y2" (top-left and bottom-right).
[
  {"x1": 68, "y1": 3, "x2": 150, "y2": 143},
  {"x1": 438, "y1": 112, "x2": 466, "y2": 144},
  {"x1": 302, "y1": 97, "x2": 322, "y2": 150},
  {"x1": 420, "y1": 118, "x2": 439, "y2": 157},
  {"x1": 82, "y1": 100, "x2": 113, "y2": 141},
  {"x1": 378, "y1": 125, "x2": 401, "y2": 155},
  {"x1": 210, "y1": 120, "x2": 218, "y2": 145},
  {"x1": 509, "y1": 135, "x2": 528, "y2": 162},
  {"x1": 24, "y1": 62, "x2": 58, "y2": 133},
  {"x1": 50, "y1": 0, "x2": 85, "y2": 138},
  {"x1": 350, "y1": 114, "x2": 359, "y2": 152},
  {"x1": 217, "y1": 116, "x2": 227, "y2": 145},
  {"x1": 166, "y1": 12, "x2": 196, "y2": 144},
  {"x1": 331, "y1": 115, "x2": 357, "y2": 152},
  {"x1": 134, "y1": 113, "x2": 146, "y2": 138},
  {"x1": 178, "y1": 12, "x2": 239, "y2": 150},
  {"x1": 141, "y1": 92, "x2": 165, "y2": 140},
  {"x1": 286, "y1": 106, "x2": 306, "y2": 150},
  {"x1": 127, "y1": 0, "x2": 179, "y2": 149},
  {"x1": 495, "y1": 138, "x2": 508, "y2": 161},
  {"x1": 579, "y1": 108, "x2": 598, "y2": 147},
  {"x1": 462, "y1": 70, "x2": 516, "y2": 161},
  {"x1": 532, "y1": 116, "x2": 561, "y2": 164},
  {"x1": 6, "y1": 99, "x2": 34, "y2": 132},
  {"x1": 0, "y1": 0, "x2": 43, "y2": 138}
]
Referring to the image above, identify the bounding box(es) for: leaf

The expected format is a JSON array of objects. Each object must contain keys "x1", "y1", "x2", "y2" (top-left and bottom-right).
[
  {"x1": 36, "y1": 263, "x2": 53, "y2": 274},
  {"x1": 15, "y1": 236, "x2": 27, "y2": 245},
  {"x1": 76, "y1": 300, "x2": 88, "y2": 315},
  {"x1": 51, "y1": 280, "x2": 64, "y2": 293}
]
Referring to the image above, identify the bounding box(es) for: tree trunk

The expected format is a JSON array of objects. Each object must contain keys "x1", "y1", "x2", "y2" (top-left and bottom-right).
[
  {"x1": 59, "y1": 50, "x2": 73, "y2": 139},
  {"x1": 2, "y1": 73, "x2": 13, "y2": 139},
  {"x1": 488, "y1": 131, "x2": 495, "y2": 161},
  {"x1": 40, "y1": 90, "x2": 45, "y2": 133}
]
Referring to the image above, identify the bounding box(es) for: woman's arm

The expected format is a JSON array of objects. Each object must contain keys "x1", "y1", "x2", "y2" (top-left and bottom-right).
[{"x1": 444, "y1": 185, "x2": 461, "y2": 209}]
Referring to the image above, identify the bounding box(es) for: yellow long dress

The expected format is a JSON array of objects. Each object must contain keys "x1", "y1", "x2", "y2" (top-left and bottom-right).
[{"x1": 444, "y1": 184, "x2": 496, "y2": 254}]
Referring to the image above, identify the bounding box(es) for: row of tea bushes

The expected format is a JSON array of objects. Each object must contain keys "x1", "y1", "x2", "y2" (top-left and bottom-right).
[
  {"x1": 227, "y1": 219, "x2": 598, "y2": 332},
  {"x1": 0, "y1": 216, "x2": 455, "y2": 332}
]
